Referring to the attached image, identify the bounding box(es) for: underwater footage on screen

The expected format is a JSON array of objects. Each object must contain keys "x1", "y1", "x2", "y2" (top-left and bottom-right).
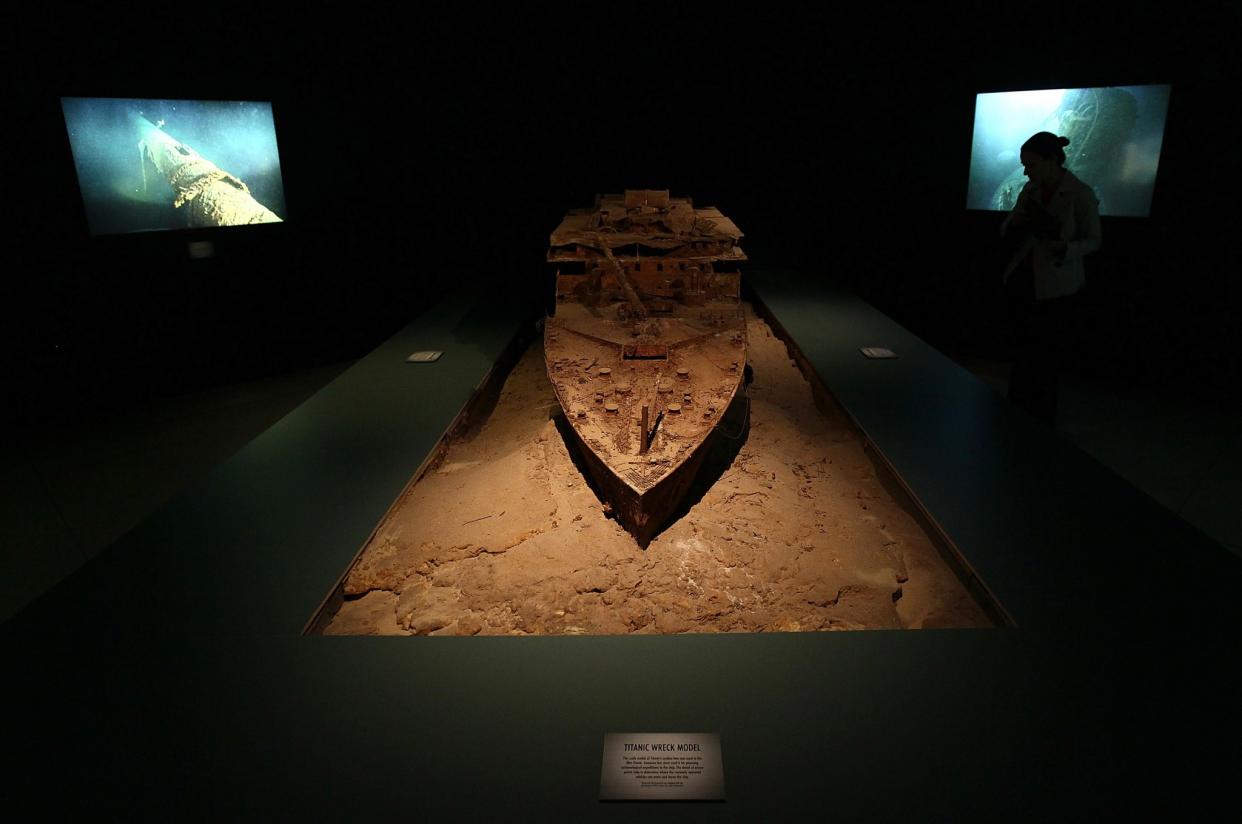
[
  {"x1": 61, "y1": 97, "x2": 287, "y2": 235},
  {"x1": 966, "y1": 85, "x2": 1171, "y2": 218}
]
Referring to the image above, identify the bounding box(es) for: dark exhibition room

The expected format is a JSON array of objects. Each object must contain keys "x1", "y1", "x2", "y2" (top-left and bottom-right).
[{"x1": 3, "y1": 3, "x2": 1240, "y2": 819}]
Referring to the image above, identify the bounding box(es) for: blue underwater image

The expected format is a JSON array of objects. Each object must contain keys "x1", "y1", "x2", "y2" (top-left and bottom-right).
[
  {"x1": 966, "y1": 85, "x2": 1171, "y2": 217},
  {"x1": 61, "y1": 97, "x2": 287, "y2": 235}
]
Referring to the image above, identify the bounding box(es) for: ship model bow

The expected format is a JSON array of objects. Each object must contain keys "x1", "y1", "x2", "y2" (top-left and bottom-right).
[{"x1": 545, "y1": 190, "x2": 748, "y2": 547}]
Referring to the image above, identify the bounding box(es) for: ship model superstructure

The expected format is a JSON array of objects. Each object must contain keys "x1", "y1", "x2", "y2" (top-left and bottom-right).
[{"x1": 545, "y1": 190, "x2": 747, "y2": 546}]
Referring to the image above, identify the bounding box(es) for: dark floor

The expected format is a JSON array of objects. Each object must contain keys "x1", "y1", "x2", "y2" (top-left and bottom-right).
[
  {"x1": 949, "y1": 351, "x2": 1242, "y2": 558},
  {"x1": 1, "y1": 359, "x2": 355, "y2": 625},
  {"x1": 3, "y1": 349, "x2": 1239, "y2": 626}
]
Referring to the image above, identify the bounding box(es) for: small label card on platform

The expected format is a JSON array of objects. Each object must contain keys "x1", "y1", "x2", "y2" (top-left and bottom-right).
[
  {"x1": 406, "y1": 350, "x2": 443, "y2": 363},
  {"x1": 599, "y1": 733, "x2": 724, "y2": 801},
  {"x1": 860, "y1": 347, "x2": 898, "y2": 359}
]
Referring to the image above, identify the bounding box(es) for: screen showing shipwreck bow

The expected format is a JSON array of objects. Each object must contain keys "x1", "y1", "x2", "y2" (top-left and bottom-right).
[
  {"x1": 965, "y1": 84, "x2": 1172, "y2": 217},
  {"x1": 61, "y1": 97, "x2": 287, "y2": 235}
]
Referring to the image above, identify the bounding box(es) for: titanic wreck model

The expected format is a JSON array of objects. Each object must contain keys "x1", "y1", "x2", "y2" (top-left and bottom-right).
[{"x1": 545, "y1": 190, "x2": 747, "y2": 546}]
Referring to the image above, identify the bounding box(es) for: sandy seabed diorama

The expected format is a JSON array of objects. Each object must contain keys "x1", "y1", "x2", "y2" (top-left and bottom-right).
[
  {"x1": 324, "y1": 307, "x2": 993, "y2": 636},
  {"x1": 323, "y1": 192, "x2": 994, "y2": 636}
]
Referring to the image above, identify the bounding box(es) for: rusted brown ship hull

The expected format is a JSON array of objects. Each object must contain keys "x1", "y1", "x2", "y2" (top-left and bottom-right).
[
  {"x1": 558, "y1": 381, "x2": 746, "y2": 547},
  {"x1": 544, "y1": 190, "x2": 747, "y2": 546}
]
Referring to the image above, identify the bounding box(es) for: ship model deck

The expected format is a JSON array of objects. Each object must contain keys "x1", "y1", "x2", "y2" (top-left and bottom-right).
[{"x1": 545, "y1": 190, "x2": 747, "y2": 546}]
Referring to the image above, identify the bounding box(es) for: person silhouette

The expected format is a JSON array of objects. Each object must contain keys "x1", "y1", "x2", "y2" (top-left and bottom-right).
[{"x1": 999, "y1": 131, "x2": 1101, "y2": 424}]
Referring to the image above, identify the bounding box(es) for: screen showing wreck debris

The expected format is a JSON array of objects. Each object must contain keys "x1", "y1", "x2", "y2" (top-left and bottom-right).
[
  {"x1": 965, "y1": 85, "x2": 1171, "y2": 217},
  {"x1": 61, "y1": 97, "x2": 287, "y2": 235}
]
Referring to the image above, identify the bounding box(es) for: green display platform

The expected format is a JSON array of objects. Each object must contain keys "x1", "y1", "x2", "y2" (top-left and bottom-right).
[{"x1": 4, "y1": 277, "x2": 1237, "y2": 819}]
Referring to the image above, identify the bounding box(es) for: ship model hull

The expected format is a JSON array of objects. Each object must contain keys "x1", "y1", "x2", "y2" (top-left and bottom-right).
[{"x1": 545, "y1": 191, "x2": 748, "y2": 547}]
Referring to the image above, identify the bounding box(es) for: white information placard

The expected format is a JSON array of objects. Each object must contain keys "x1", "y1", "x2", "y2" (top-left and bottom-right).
[{"x1": 599, "y1": 733, "x2": 724, "y2": 801}]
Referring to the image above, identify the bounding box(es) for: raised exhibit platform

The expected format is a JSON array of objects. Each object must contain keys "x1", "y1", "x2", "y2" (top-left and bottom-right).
[
  {"x1": 325, "y1": 304, "x2": 992, "y2": 636},
  {"x1": 4, "y1": 272, "x2": 1238, "y2": 819}
]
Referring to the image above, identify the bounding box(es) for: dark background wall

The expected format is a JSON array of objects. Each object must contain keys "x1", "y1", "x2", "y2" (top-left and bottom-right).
[{"x1": 3, "y1": 3, "x2": 1238, "y2": 426}]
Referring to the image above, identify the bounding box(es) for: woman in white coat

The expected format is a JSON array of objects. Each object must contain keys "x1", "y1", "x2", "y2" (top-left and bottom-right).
[{"x1": 1000, "y1": 131, "x2": 1102, "y2": 424}]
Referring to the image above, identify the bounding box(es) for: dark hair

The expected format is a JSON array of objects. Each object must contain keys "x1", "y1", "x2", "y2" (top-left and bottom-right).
[{"x1": 1021, "y1": 131, "x2": 1071, "y2": 166}]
